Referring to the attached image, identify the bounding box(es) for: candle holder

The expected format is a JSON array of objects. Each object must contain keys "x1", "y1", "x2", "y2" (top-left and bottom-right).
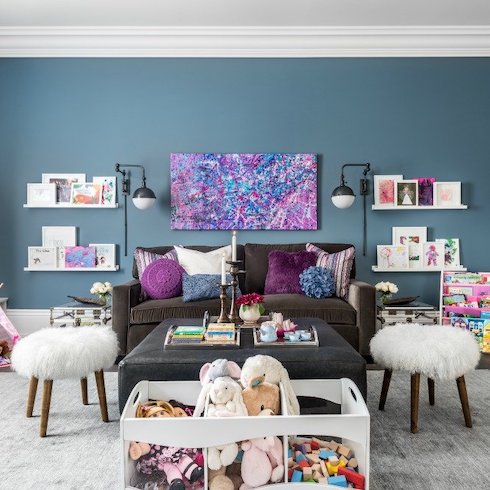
[
  {"x1": 217, "y1": 284, "x2": 230, "y2": 323},
  {"x1": 226, "y1": 260, "x2": 245, "y2": 323}
]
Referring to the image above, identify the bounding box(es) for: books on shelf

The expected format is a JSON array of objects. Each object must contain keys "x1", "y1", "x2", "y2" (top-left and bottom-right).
[{"x1": 383, "y1": 301, "x2": 435, "y2": 310}]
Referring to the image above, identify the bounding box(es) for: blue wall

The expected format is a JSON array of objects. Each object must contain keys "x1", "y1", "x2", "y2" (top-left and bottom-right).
[{"x1": 1, "y1": 58, "x2": 489, "y2": 309}]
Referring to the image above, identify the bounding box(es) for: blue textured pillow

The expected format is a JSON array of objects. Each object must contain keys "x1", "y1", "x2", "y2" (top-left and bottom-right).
[
  {"x1": 182, "y1": 273, "x2": 239, "y2": 302},
  {"x1": 299, "y1": 266, "x2": 335, "y2": 299}
]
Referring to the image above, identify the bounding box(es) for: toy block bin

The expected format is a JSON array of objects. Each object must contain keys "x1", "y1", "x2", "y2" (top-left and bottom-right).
[{"x1": 120, "y1": 378, "x2": 370, "y2": 490}]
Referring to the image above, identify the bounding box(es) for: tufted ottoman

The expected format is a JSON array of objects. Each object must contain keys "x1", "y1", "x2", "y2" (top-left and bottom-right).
[
  {"x1": 370, "y1": 323, "x2": 480, "y2": 433},
  {"x1": 12, "y1": 326, "x2": 118, "y2": 436}
]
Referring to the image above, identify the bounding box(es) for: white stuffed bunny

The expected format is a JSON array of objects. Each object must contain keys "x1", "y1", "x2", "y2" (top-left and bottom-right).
[
  {"x1": 207, "y1": 376, "x2": 249, "y2": 417},
  {"x1": 240, "y1": 355, "x2": 300, "y2": 416}
]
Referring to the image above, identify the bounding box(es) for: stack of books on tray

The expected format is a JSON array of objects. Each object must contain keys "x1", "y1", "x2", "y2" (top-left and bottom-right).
[
  {"x1": 171, "y1": 326, "x2": 206, "y2": 344},
  {"x1": 205, "y1": 323, "x2": 236, "y2": 344}
]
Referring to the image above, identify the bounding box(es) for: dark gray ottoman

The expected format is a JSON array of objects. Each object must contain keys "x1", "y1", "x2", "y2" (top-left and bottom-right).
[{"x1": 118, "y1": 317, "x2": 367, "y2": 413}]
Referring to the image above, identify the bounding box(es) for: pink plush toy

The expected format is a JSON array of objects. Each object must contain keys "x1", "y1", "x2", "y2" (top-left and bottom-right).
[{"x1": 240, "y1": 436, "x2": 284, "y2": 489}]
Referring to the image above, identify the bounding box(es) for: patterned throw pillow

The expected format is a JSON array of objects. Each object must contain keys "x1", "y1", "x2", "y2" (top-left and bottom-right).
[
  {"x1": 134, "y1": 248, "x2": 179, "y2": 299},
  {"x1": 140, "y1": 259, "x2": 185, "y2": 300},
  {"x1": 182, "y1": 273, "x2": 236, "y2": 303},
  {"x1": 305, "y1": 243, "x2": 355, "y2": 299}
]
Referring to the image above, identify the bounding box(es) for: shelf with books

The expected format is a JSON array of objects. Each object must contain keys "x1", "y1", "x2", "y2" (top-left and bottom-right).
[
  {"x1": 439, "y1": 271, "x2": 490, "y2": 353},
  {"x1": 372, "y1": 266, "x2": 467, "y2": 273},
  {"x1": 372, "y1": 204, "x2": 467, "y2": 210},
  {"x1": 24, "y1": 203, "x2": 118, "y2": 208},
  {"x1": 24, "y1": 266, "x2": 119, "y2": 272}
]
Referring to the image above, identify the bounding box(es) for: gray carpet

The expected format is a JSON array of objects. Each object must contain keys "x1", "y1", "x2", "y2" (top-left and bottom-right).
[{"x1": 0, "y1": 370, "x2": 488, "y2": 489}]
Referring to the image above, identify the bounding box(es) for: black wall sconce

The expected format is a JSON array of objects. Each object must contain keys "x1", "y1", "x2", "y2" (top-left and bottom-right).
[
  {"x1": 115, "y1": 163, "x2": 157, "y2": 256},
  {"x1": 331, "y1": 163, "x2": 371, "y2": 256}
]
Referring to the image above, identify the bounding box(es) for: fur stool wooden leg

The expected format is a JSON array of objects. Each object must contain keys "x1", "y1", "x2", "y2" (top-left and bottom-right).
[
  {"x1": 94, "y1": 370, "x2": 109, "y2": 422},
  {"x1": 379, "y1": 369, "x2": 392, "y2": 410},
  {"x1": 410, "y1": 373, "x2": 420, "y2": 433},
  {"x1": 81, "y1": 378, "x2": 89, "y2": 405},
  {"x1": 40, "y1": 379, "x2": 53, "y2": 437},
  {"x1": 456, "y1": 375, "x2": 472, "y2": 428},
  {"x1": 428, "y1": 378, "x2": 435, "y2": 406},
  {"x1": 27, "y1": 376, "x2": 38, "y2": 417}
]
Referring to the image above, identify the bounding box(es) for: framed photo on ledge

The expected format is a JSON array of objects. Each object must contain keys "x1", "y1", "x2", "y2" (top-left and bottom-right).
[
  {"x1": 377, "y1": 245, "x2": 409, "y2": 270},
  {"x1": 373, "y1": 175, "x2": 403, "y2": 207},
  {"x1": 27, "y1": 183, "x2": 56, "y2": 207},
  {"x1": 42, "y1": 226, "x2": 77, "y2": 248},
  {"x1": 423, "y1": 241, "x2": 445, "y2": 269},
  {"x1": 89, "y1": 243, "x2": 116, "y2": 268},
  {"x1": 70, "y1": 183, "x2": 102, "y2": 205},
  {"x1": 395, "y1": 180, "x2": 418, "y2": 207},
  {"x1": 433, "y1": 182, "x2": 461, "y2": 206},
  {"x1": 42, "y1": 173, "x2": 86, "y2": 203},
  {"x1": 392, "y1": 226, "x2": 427, "y2": 269},
  {"x1": 436, "y1": 238, "x2": 461, "y2": 268}
]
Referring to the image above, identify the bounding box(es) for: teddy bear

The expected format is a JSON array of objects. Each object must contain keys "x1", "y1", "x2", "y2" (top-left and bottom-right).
[
  {"x1": 241, "y1": 375, "x2": 280, "y2": 416},
  {"x1": 240, "y1": 436, "x2": 284, "y2": 489},
  {"x1": 0, "y1": 340, "x2": 11, "y2": 362},
  {"x1": 241, "y1": 355, "x2": 300, "y2": 415}
]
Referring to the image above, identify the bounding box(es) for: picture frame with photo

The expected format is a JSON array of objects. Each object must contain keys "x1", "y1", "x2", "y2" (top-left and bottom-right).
[
  {"x1": 423, "y1": 241, "x2": 445, "y2": 269},
  {"x1": 373, "y1": 175, "x2": 403, "y2": 206},
  {"x1": 377, "y1": 244, "x2": 409, "y2": 270},
  {"x1": 417, "y1": 177, "x2": 435, "y2": 206},
  {"x1": 65, "y1": 246, "x2": 97, "y2": 268},
  {"x1": 396, "y1": 180, "x2": 418, "y2": 206},
  {"x1": 42, "y1": 173, "x2": 86, "y2": 203},
  {"x1": 28, "y1": 247, "x2": 57, "y2": 268},
  {"x1": 93, "y1": 177, "x2": 116, "y2": 206},
  {"x1": 42, "y1": 226, "x2": 77, "y2": 248},
  {"x1": 436, "y1": 238, "x2": 461, "y2": 268},
  {"x1": 89, "y1": 243, "x2": 116, "y2": 268},
  {"x1": 433, "y1": 182, "x2": 461, "y2": 206},
  {"x1": 392, "y1": 226, "x2": 427, "y2": 269},
  {"x1": 70, "y1": 183, "x2": 102, "y2": 205},
  {"x1": 27, "y1": 183, "x2": 56, "y2": 207}
]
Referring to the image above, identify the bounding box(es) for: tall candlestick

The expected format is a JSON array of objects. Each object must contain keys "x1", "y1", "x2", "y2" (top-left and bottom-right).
[
  {"x1": 232, "y1": 230, "x2": 237, "y2": 262},
  {"x1": 221, "y1": 253, "x2": 227, "y2": 285}
]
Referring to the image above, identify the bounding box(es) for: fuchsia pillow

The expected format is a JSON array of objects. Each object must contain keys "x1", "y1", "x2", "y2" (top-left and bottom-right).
[
  {"x1": 264, "y1": 250, "x2": 317, "y2": 294},
  {"x1": 306, "y1": 243, "x2": 355, "y2": 299},
  {"x1": 140, "y1": 259, "x2": 185, "y2": 300}
]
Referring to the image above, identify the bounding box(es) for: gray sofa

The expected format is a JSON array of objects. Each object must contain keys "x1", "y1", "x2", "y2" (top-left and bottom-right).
[{"x1": 112, "y1": 243, "x2": 376, "y2": 356}]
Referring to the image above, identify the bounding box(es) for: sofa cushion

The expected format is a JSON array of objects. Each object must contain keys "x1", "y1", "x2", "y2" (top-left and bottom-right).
[
  {"x1": 264, "y1": 250, "x2": 317, "y2": 294},
  {"x1": 175, "y1": 245, "x2": 232, "y2": 275},
  {"x1": 140, "y1": 259, "x2": 185, "y2": 300},
  {"x1": 263, "y1": 294, "x2": 357, "y2": 326},
  {"x1": 182, "y1": 273, "x2": 236, "y2": 302},
  {"x1": 244, "y1": 243, "x2": 356, "y2": 294}
]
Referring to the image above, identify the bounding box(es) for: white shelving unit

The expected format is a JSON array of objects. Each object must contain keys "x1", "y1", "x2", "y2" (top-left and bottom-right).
[
  {"x1": 372, "y1": 265, "x2": 467, "y2": 273},
  {"x1": 24, "y1": 203, "x2": 118, "y2": 208},
  {"x1": 24, "y1": 266, "x2": 119, "y2": 272},
  {"x1": 372, "y1": 204, "x2": 467, "y2": 210}
]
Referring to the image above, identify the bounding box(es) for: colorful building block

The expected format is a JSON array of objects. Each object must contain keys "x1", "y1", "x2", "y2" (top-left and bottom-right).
[
  {"x1": 296, "y1": 452, "x2": 307, "y2": 462},
  {"x1": 310, "y1": 440, "x2": 320, "y2": 450},
  {"x1": 303, "y1": 467, "x2": 313, "y2": 480},
  {"x1": 288, "y1": 468, "x2": 294, "y2": 480},
  {"x1": 338, "y1": 445, "x2": 353, "y2": 459},
  {"x1": 319, "y1": 449, "x2": 337, "y2": 460},
  {"x1": 320, "y1": 460, "x2": 328, "y2": 477},
  {"x1": 288, "y1": 449, "x2": 293, "y2": 458},
  {"x1": 297, "y1": 444, "x2": 307, "y2": 454},
  {"x1": 328, "y1": 440, "x2": 340, "y2": 452},
  {"x1": 291, "y1": 470, "x2": 303, "y2": 483},
  {"x1": 328, "y1": 456, "x2": 340, "y2": 466},
  {"x1": 306, "y1": 453, "x2": 321, "y2": 464},
  {"x1": 337, "y1": 466, "x2": 365, "y2": 489},
  {"x1": 347, "y1": 458, "x2": 358, "y2": 469},
  {"x1": 298, "y1": 460, "x2": 311, "y2": 469},
  {"x1": 328, "y1": 475, "x2": 348, "y2": 487},
  {"x1": 326, "y1": 462, "x2": 338, "y2": 476},
  {"x1": 304, "y1": 443, "x2": 312, "y2": 453},
  {"x1": 312, "y1": 437, "x2": 329, "y2": 448}
]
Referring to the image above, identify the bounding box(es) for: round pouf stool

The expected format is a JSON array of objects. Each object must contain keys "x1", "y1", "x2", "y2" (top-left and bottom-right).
[
  {"x1": 370, "y1": 323, "x2": 480, "y2": 433},
  {"x1": 12, "y1": 326, "x2": 118, "y2": 437}
]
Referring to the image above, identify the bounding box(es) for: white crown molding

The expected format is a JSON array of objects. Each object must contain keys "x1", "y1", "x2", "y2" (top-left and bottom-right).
[{"x1": 1, "y1": 25, "x2": 490, "y2": 57}]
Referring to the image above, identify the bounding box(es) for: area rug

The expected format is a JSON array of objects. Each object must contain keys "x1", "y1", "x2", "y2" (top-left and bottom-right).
[{"x1": 0, "y1": 371, "x2": 488, "y2": 489}]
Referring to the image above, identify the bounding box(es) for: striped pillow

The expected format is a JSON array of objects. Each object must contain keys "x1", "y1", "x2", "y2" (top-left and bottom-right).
[
  {"x1": 134, "y1": 248, "x2": 179, "y2": 299},
  {"x1": 305, "y1": 243, "x2": 355, "y2": 299}
]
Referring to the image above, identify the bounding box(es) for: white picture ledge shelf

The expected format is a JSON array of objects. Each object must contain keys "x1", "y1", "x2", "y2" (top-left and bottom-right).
[
  {"x1": 24, "y1": 203, "x2": 118, "y2": 208},
  {"x1": 372, "y1": 266, "x2": 467, "y2": 273},
  {"x1": 24, "y1": 266, "x2": 119, "y2": 272},
  {"x1": 372, "y1": 204, "x2": 467, "y2": 210}
]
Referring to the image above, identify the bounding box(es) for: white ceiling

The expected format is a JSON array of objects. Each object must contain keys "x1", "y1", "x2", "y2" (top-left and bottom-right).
[{"x1": 1, "y1": 0, "x2": 490, "y2": 27}]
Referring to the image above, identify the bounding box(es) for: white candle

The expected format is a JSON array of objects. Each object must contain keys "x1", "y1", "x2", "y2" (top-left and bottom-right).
[
  {"x1": 232, "y1": 230, "x2": 237, "y2": 261},
  {"x1": 221, "y1": 253, "x2": 227, "y2": 285}
]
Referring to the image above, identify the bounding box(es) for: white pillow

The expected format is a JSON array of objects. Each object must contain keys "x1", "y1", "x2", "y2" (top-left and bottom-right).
[{"x1": 174, "y1": 245, "x2": 232, "y2": 275}]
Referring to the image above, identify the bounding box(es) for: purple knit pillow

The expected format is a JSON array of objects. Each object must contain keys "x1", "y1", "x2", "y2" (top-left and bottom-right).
[
  {"x1": 264, "y1": 250, "x2": 317, "y2": 294},
  {"x1": 140, "y1": 259, "x2": 185, "y2": 300}
]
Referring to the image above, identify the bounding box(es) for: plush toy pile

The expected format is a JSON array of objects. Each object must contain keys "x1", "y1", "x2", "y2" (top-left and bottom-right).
[{"x1": 287, "y1": 437, "x2": 365, "y2": 489}]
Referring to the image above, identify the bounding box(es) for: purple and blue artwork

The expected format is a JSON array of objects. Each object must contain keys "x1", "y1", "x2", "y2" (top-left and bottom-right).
[
  {"x1": 170, "y1": 153, "x2": 317, "y2": 230},
  {"x1": 65, "y1": 246, "x2": 96, "y2": 268}
]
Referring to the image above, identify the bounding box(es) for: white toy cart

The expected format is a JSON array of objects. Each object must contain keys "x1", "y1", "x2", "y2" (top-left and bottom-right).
[{"x1": 121, "y1": 378, "x2": 370, "y2": 490}]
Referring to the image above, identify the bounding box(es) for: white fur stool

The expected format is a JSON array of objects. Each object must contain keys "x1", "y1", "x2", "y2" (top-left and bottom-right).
[
  {"x1": 12, "y1": 326, "x2": 118, "y2": 437},
  {"x1": 370, "y1": 323, "x2": 480, "y2": 433}
]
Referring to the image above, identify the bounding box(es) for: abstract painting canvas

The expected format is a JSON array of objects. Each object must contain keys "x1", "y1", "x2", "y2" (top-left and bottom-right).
[{"x1": 170, "y1": 153, "x2": 317, "y2": 230}]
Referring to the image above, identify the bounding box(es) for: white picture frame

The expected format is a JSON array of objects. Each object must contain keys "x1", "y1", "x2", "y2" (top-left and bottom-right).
[
  {"x1": 89, "y1": 243, "x2": 116, "y2": 268},
  {"x1": 433, "y1": 182, "x2": 461, "y2": 206},
  {"x1": 27, "y1": 183, "x2": 56, "y2": 206},
  {"x1": 93, "y1": 176, "x2": 116, "y2": 206},
  {"x1": 392, "y1": 226, "x2": 428, "y2": 269},
  {"x1": 423, "y1": 241, "x2": 445, "y2": 269},
  {"x1": 436, "y1": 238, "x2": 461, "y2": 268},
  {"x1": 377, "y1": 244, "x2": 409, "y2": 270},
  {"x1": 70, "y1": 182, "x2": 102, "y2": 205},
  {"x1": 42, "y1": 173, "x2": 86, "y2": 203},
  {"x1": 28, "y1": 247, "x2": 57, "y2": 268},
  {"x1": 373, "y1": 175, "x2": 403, "y2": 206},
  {"x1": 395, "y1": 179, "x2": 418, "y2": 207},
  {"x1": 42, "y1": 226, "x2": 77, "y2": 248}
]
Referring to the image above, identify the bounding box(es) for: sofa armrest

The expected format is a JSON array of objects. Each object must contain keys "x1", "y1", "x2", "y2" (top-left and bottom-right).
[
  {"x1": 348, "y1": 279, "x2": 376, "y2": 356},
  {"x1": 112, "y1": 279, "x2": 142, "y2": 355}
]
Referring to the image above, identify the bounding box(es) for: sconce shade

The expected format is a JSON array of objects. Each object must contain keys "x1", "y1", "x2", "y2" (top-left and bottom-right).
[
  {"x1": 331, "y1": 185, "x2": 355, "y2": 209},
  {"x1": 132, "y1": 186, "x2": 156, "y2": 210}
]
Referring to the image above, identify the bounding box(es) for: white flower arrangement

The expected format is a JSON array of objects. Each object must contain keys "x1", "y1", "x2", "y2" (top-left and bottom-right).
[
  {"x1": 375, "y1": 281, "x2": 399, "y2": 304},
  {"x1": 90, "y1": 281, "x2": 113, "y2": 300}
]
